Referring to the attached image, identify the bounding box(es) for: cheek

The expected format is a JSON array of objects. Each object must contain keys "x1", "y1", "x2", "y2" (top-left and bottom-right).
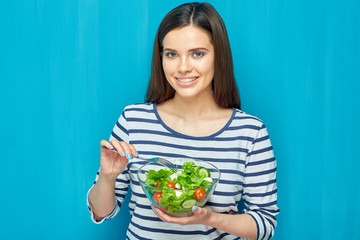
[
  {"x1": 162, "y1": 61, "x2": 178, "y2": 87},
  {"x1": 198, "y1": 59, "x2": 214, "y2": 77},
  {"x1": 162, "y1": 60, "x2": 174, "y2": 77}
]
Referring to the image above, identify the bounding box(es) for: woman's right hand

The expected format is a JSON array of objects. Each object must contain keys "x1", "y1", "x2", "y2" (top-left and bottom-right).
[{"x1": 99, "y1": 140, "x2": 138, "y2": 181}]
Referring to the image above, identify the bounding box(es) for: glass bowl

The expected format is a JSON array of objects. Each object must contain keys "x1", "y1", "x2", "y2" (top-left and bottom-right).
[{"x1": 137, "y1": 158, "x2": 221, "y2": 217}]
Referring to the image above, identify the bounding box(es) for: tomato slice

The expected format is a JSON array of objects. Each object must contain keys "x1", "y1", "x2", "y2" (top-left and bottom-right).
[
  {"x1": 153, "y1": 192, "x2": 162, "y2": 204},
  {"x1": 194, "y1": 189, "x2": 206, "y2": 201},
  {"x1": 156, "y1": 181, "x2": 162, "y2": 188},
  {"x1": 166, "y1": 181, "x2": 176, "y2": 189},
  {"x1": 156, "y1": 181, "x2": 176, "y2": 189}
]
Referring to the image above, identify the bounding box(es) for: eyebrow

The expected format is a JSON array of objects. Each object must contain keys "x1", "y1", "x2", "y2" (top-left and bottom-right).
[{"x1": 163, "y1": 47, "x2": 209, "y2": 52}]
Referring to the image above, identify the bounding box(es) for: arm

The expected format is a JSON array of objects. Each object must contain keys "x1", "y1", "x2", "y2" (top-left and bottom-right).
[
  {"x1": 241, "y1": 124, "x2": 279, "y2": 239},
  {"x1": 88, "y1": 140, "x2": 137, "y2": 222},
  {"x1": 154, "y1": 207, "x2": 257, "y2": 240},
  {"x1": 88, "y1": 169, "x2": 118, "y2": 221},
  {"x1": 207, "y1": 211, "x2": 257, "y2": 240},
  {"x1": 87, "y1": 107, "x2": 138, "y2": 222}
]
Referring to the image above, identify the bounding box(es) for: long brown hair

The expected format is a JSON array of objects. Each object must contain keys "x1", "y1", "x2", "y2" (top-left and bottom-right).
[{"x1": 146, "y1": 2, "x2": 241, "y2": 109}]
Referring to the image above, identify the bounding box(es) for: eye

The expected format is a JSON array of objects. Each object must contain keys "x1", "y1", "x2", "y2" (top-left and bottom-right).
[
  {"x1": 193, "y1": 52, "x2": 204, "y2": 58},
  {"x1": 165, "y1": 52, "x2": 178, "y2": 58}
]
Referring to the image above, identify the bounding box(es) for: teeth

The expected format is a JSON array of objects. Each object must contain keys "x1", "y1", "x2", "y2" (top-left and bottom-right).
[{"x1": 178, "y1": 77, "x2": 197, "y2": 83}]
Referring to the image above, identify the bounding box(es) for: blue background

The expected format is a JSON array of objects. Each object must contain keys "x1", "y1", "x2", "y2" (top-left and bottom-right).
[{"x1": 1, "y1": 0, "x2": 359, "y2": 239}]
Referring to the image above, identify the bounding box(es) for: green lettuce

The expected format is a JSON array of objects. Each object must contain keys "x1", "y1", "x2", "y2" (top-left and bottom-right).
[{"x1": 144, "y1": 161, "x2": 212, "y2": 214}]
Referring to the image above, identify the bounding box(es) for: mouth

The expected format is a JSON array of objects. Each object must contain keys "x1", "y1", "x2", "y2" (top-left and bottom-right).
[{"x1": 176, "y1": 77, "x2": 199, "y2": 83}]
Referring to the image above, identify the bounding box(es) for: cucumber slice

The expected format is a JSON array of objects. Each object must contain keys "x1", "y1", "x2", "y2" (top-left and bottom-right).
[
  {"x1": 194, "y1": 166, "x2": 201, "y2": 175},
  {"x1": 181, "y1": 199, "x2": 197, "y2": 209},
  {"x1": 198, "y1": 168, "x2": 210, "y2": 178}
]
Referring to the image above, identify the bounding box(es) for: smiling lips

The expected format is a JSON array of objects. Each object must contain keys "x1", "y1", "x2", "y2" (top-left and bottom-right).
[{"x1": 176, "y1": 77, "x2": 199, "y2": 83}]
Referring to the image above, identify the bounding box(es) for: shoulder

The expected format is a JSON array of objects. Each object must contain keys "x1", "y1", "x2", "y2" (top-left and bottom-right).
[
  {"x1": 123, "y1": 103, "x2": 154, "y2": 112},
  {"x1": 121, "y1": 103, "x2": 155, "y2": 117},
  {"x1": 232, "y1": 108, "x2": 265, "y2": 129}
]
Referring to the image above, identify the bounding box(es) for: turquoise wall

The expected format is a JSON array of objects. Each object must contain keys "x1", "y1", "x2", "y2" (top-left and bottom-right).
[{"x1": 1, "y1": 0, "x2": 359, "y2": 239}]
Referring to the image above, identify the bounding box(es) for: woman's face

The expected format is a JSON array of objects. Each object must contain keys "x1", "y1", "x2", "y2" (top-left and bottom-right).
[{"x1": 162, "y1": 26, "x2": 215, "y2": 100}]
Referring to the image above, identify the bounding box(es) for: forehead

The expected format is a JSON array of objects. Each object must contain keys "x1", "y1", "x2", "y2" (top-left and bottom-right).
[{"x1": 162, "y1": 26, "x2": 213, "y2": 50}]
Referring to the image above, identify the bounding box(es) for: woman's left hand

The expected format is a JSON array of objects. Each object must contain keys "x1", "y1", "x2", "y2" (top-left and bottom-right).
[{"x1": 152, "y1": 205, "x2": 213, "y2": 226}]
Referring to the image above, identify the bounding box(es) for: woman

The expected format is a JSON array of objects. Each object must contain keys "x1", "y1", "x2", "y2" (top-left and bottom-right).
[{"x1": 87, "y1": 2, "x2": 279, "y2": 240}]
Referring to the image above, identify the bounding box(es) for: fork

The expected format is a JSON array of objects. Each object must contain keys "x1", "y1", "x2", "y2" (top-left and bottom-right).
[{"x1": 101, "y1": 146, "x2": 178, "y2": 172}]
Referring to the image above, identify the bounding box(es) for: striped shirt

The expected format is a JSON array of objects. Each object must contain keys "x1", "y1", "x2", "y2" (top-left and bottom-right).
[{"x1": 87, "y1": 103, "x2": 279, "y2": 240}]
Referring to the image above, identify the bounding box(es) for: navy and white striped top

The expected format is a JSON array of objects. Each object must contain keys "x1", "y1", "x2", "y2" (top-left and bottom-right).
[{"x1": 87, "y1": 103, "x2": 279, "y2": 240}]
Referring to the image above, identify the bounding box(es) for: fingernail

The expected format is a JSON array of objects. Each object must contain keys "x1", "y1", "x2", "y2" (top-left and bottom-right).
[
  {"x1": 155, "y1": 208, "x2": 158, "y2": 213},
  {"x1": 121, "y1": 151, "x2": 126, "y2": 157},
  {"x1": 127, "y1": 154, "x2": 133, "y2": 160},
  {"x1": 135, "y1": 152, "x2": 139, "y2": 157},
  {"x1": 193, "y1": 206, "x2": 198, "y2": 212},
  {"x1": 151, "y1": 205, "x2": 153, "y2": 209},
  {"x1": 109, "y1": 145, "x2": 114, "y2": 150}
]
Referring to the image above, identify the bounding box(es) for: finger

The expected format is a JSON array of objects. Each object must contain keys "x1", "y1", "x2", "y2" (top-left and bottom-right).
[
  {"x1": 111, "y1": 139, "x2": 126, "y2": 157},
  {"x1": 151, "y1": 205, "x2": 158, "y2": 215},
  {"x1": 152, "y1": 206, "x2": 165, "y2": 218},
  {"x1": 128, "y1": 143, "x2": 139, "y2": 158},
  {"x1": 153, "y1": 207, "x2": 171, "y2": 222},
  {"x1": 119, "y1": 141, "x2": 133, "y2": 160},
  {"x1": 192, "y1": 206, "x2": 207, "y2": 217},
  {"x1": 152, "y1": 205, "x2": 166, "y2": 222},
  {"x1": 192, "y1": 205, "x2": 200, "y2": 214},
  {"x1": 100, "y1": 140, "x2": 113, "y2": 150},
  {"x1": 155, "y1": 207, "x2": 189, "y2": 225}
]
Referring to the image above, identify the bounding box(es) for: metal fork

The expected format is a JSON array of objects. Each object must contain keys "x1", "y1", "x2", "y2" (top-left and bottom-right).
[{"x1": 101, "y1": 146, "x2": 178, "y2": 172}]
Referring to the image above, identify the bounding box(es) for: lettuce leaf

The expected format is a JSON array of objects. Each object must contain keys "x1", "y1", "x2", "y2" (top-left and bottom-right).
[{"x1": 144, "y1": 161, "x2": 213, "y2": 214}]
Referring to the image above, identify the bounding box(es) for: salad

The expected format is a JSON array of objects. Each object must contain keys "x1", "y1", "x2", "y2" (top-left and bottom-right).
[{"x1": 144, "y1": 161, "x2": 213, "y2": 214}]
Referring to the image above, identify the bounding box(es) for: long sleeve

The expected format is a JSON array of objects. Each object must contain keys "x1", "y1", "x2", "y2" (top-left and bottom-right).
[
  {"x1": 86, "y1": 168, "x2": 130, "y2": 223},
  {"x1": 86, "y1": 108, "x2": 131, "y2": 223},
  {"x1": 242, "y1": 124, "x2": 279, "y2": 239}
]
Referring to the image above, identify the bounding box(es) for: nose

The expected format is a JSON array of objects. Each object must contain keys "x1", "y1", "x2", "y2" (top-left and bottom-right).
[{"x1": 178, "y1": 56, "x2": 192, "y2": 74}]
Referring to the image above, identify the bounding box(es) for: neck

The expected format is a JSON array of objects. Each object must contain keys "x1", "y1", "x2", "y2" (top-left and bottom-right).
[{"x1": 169, "y1": 92, "x2": 220, "y2": 120}]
